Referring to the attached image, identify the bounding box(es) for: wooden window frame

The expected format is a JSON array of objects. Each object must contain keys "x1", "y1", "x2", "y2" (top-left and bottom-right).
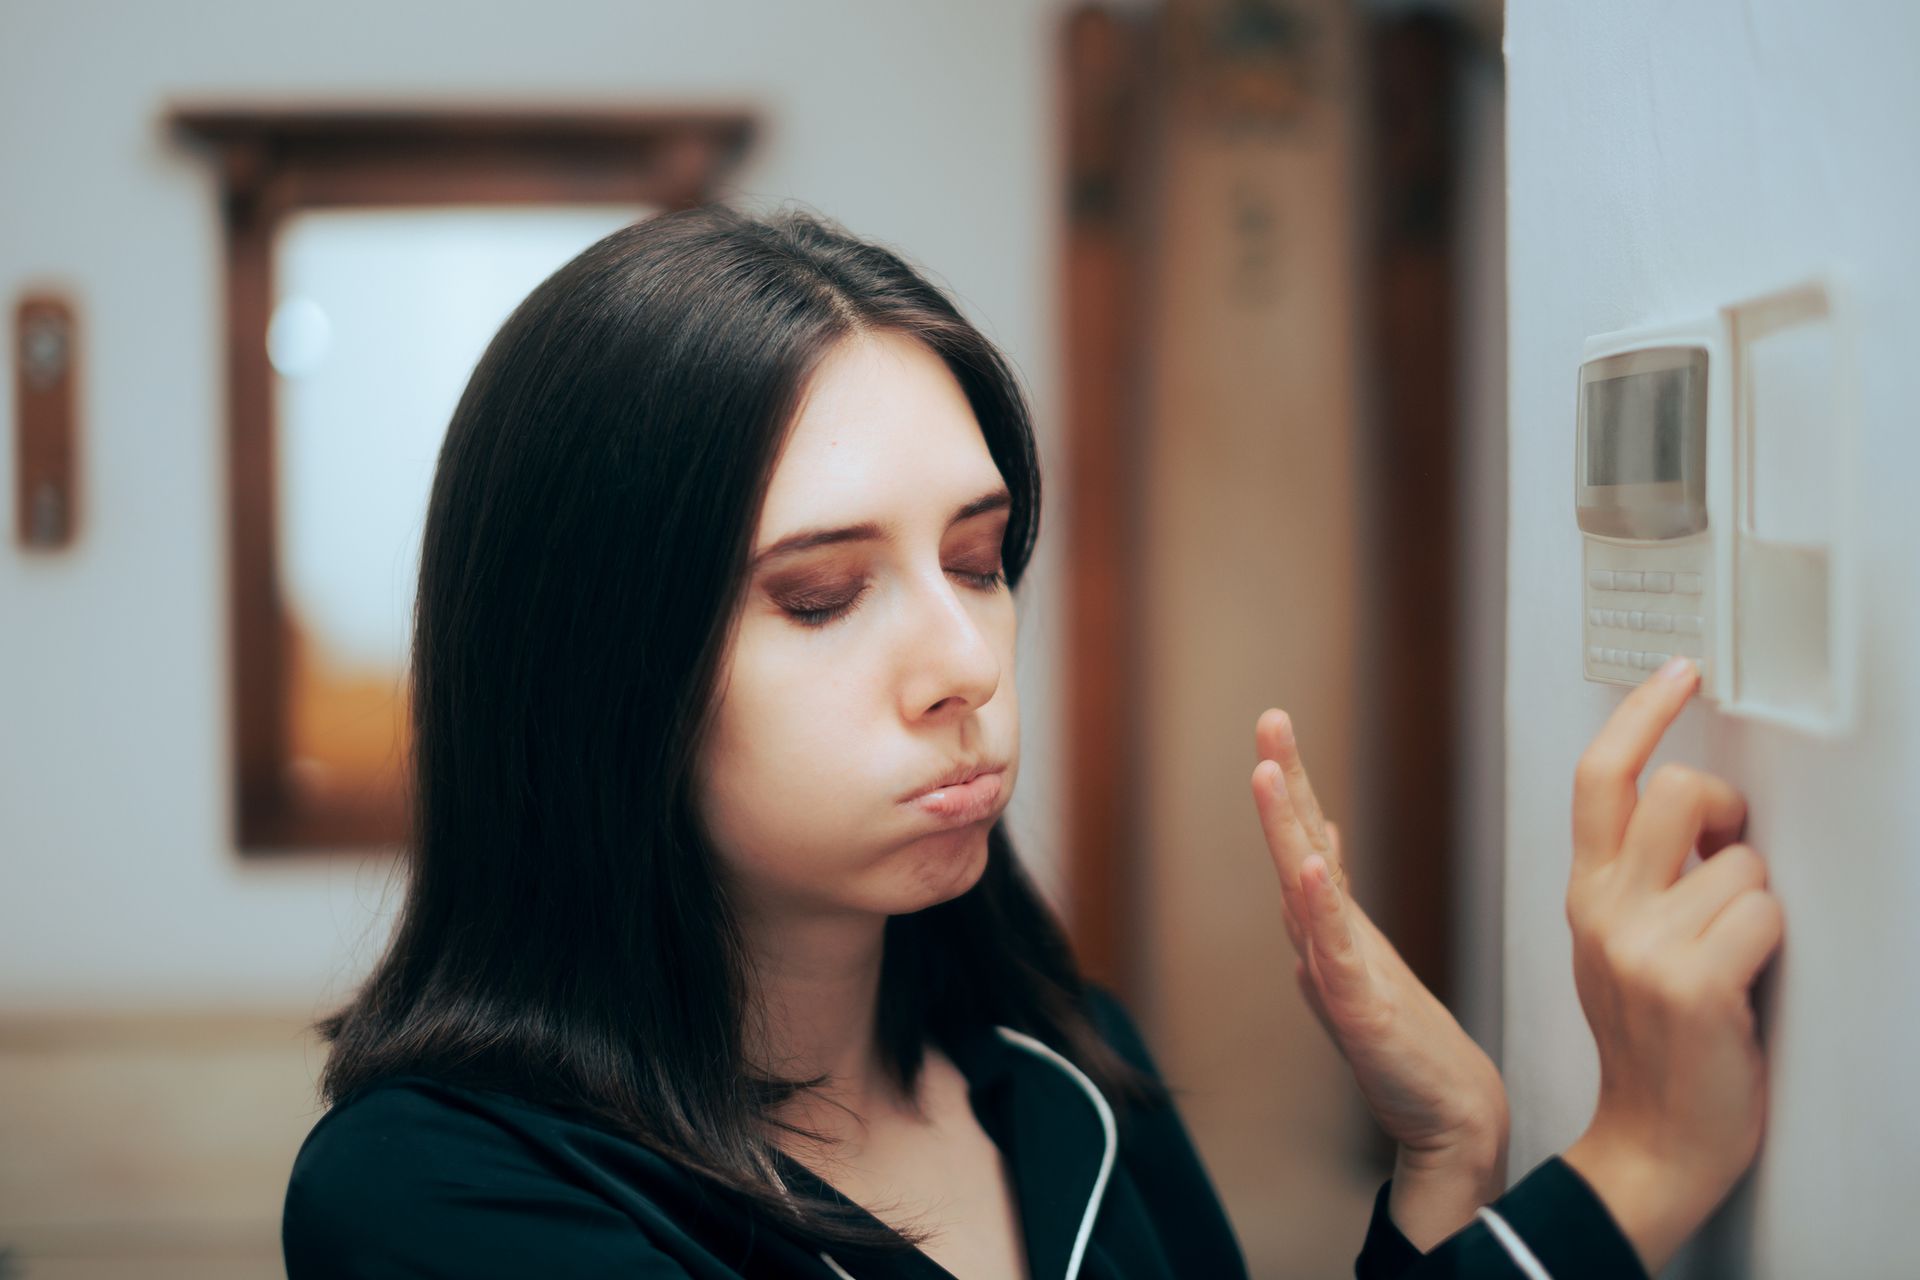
[{"x1": 169, "y1": 105, "x2": 755, "y2": 855}]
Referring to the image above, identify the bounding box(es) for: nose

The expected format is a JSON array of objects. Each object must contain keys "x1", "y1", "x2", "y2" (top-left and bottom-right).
[{"x1": 898, "y1": 572, "x2": 1002, "y2": 721}]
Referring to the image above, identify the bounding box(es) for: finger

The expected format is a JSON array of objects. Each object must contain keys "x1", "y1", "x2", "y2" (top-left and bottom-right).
[
  {"x1": 1324, "y1": 819, "x2": 1349, "y2": 898},
  {"x1": 1688, "y1": 887, "x2": 1786, "y2": 990},
  {"x1": 1647, "y1": 843, "x2": 1769, "y2": 940},
  {"x1": 1301, "y1": 854, "x2": 1368, "y2": 1001},
  {"x1": 1255, "y1": 709, "x2": 1335, "y2": 856},
  {"x1": 1252, "y1": 757, "x2": 1314, "y2": 897},
  {"x1": 1295, "y1": 958, "x2": 1337, "y2": 1041},
  {"x1": 1571, "y1": 656, "x2": 1701, "y2": 875},
  {"x1": 1332, "y1": 882, "x2": 1406, "y2": 979},
  {"x1": 1618, "y1": 764, "x2": 1749, "y2": 896}
]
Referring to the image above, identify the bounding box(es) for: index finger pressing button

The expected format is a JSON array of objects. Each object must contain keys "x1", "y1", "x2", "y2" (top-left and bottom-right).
[{"x1": 1570, "y1": 657, "x2": 1701, "y2": 873}]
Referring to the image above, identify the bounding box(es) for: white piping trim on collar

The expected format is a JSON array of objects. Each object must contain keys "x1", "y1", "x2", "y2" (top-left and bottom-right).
[
  {"x1": 817, "y1": 1028, "x2": 1120, "y2": 1280},
  {"x1": 1474, "y1": 1206, "x2": 1554, "y2": 1280},
  {"x1": 994, "y1": 1026, "x2": 1118, "y2": 1280}
]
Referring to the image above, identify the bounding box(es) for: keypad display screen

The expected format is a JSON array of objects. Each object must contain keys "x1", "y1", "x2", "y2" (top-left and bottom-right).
[
  {"x1": 1575, "y1": 344, "x2": 1708, "y2": 540},
  {"x1": 1583, "y1": 365, "x2": 1692, "y2": 486}
]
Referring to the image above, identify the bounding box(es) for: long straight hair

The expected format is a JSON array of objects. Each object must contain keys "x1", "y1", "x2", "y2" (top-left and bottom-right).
[{"x1": 316, "y1": 205, "x2": 1151, "y2": 1248}]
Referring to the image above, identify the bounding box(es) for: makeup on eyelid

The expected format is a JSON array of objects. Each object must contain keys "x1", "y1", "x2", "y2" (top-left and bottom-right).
[{"x1": 764, "y1": 558, "x2": 1006, "y2": 626}]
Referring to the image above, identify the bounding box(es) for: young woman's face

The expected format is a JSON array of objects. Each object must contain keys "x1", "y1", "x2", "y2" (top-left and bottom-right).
[{"x1": 696, "y1": 330, "x2": 1021, "y2": 924}]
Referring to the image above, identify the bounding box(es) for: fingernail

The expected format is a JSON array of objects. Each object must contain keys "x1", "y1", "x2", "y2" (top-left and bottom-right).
[
  {"x1": 1269, "y1": 763, "x2": 1288, "y2": 797},
  {"x1": 1658, "y1": 656, "x2": 1697, "y2": 682}
]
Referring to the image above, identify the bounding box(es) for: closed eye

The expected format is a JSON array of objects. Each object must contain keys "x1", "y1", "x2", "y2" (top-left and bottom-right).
[
  {"x1": 778, "y1": 565, "x2": 1005, "y2": 630},
  {"x1": 781, "y1": 584, "x2": 869, "y2": 628},
  {"x1": 951, "y1": 566, "x2": 1006, "y2": 593}
]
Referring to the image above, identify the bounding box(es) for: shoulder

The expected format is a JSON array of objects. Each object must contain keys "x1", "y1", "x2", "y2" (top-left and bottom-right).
[
  {"x1": 287, "y1": 1075, "x2": 512, "y2": 1206},
  {"x1": 283, "y1": 1077, "x2": 690, "y2": 1278},
  {"x1": 283, "y1": 1077, "x2": 546, "y2": 1254}
]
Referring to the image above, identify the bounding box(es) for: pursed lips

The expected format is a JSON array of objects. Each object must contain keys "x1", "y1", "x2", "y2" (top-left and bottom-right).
[{"x1": 903, "y1": 761, "x2": 1006, "y2": 803}]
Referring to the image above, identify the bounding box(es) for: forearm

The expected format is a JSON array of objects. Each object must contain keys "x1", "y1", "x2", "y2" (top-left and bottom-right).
[{"x1": 1386, "y1": 1137, "x2": 1508, "y2": 1252}]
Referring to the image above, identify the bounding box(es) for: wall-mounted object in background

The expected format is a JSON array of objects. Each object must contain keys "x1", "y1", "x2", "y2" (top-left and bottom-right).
[
  {"x1": 169, "y1": 106, "x2": 756, "y2": 855},
  {"x1": 1575, "y1": 276, "x2": 1856, "y2": 736},
  {"x1": 13, "y1": 293, "x2": 81, "y2": 551}
]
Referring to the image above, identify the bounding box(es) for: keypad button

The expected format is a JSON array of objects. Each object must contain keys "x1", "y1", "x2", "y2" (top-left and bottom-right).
[
  {"x1": 1607, "y1": 648, "x2": 1628, "y2": 665},
  {"x1": 1645, "y1": 614, "x2": 1673, "y2": 634},
  {"x1": 1674, "y1": 572, "x2": 1703, "y2": 594},
  {"x1": 1675, "y1": 614, "x2": 1704, "y2": 635},
  {"x1": 1643, "y1": 572, "x2": 1673, "y2": 592},
  {"x1": 1629, "y1": 611, "x2": 1645, "y2": 630},
  {"x1": 1589, "y1": 646, "x2": 1605, "y2": 665},
  {"x1": 1646, "y1": 651, "x2": 1672, "y2": 668},
  {"x1": 1588, "y1": 608, "x2": 1604, "y2": 627},
  {"x1": 1588, "y1": 568, "x2": 1613, "y2": 590},
  {"x1": 1612, "y1": 570, "x2": 1643, "y2": 590}
]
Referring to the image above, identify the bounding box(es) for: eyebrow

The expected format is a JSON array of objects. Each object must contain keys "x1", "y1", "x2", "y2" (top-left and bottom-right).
[{"x1": 750, "y1": 487, "x2": 1012, "y2": 569}]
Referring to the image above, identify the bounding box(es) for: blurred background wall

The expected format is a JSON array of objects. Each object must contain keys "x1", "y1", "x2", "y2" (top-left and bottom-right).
[
  {"x1": 0, "y1": 0, "x2": 1070, "y2": 1011},
  {"x1": 0, "y1": 1, "x2": 1511, "y2": 1277},
  {"x1": 0, "y1": 4, "x2": 1071, "y2": 1275},
  {"x1": 1504, "y1": 2, "x2": 1918, "y2": 1275}
]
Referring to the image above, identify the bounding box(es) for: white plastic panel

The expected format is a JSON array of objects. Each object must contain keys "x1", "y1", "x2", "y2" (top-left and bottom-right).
[{"x1": 1725, "y1": 278, "x2": 1856, "y2": 735}]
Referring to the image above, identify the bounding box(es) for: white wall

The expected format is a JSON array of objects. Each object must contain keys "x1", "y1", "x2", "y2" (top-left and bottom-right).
[
  {"x1": 1504, "y1": 2, "x2": 1920, "y2": 1273},
  {"x1": 0, "y1": 0, "x2": 1069, "y2": 1012}
]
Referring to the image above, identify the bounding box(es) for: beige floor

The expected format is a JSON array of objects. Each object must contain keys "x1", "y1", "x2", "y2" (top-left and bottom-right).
[{"x1": 0, "y1": 1012, "x2": 322, "y2": 1279}]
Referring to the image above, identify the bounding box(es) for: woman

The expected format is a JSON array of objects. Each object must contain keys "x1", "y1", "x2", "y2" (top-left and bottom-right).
[{"x1": 282, "y1": 205, "x2": 1783, "y2": 1279}]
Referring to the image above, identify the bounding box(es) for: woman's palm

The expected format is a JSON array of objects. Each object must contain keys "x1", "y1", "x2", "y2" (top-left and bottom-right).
[{"x1": 1249, "y1": 709, "x2": 1508, "y2": 1156}]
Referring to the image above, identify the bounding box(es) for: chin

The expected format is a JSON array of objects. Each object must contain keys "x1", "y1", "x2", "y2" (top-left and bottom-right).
[{"x1": 887, "y1": 821, "x2": 994, "y2": 914}]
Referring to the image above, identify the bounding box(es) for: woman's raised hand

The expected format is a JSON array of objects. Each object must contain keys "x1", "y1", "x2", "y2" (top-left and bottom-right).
[
  {"x1": 1559, "y1": 658, "x2": 1785, "y2": 1276},
  {"x1": 1249, "y1": 708, "x2": 1509, "y2": 1245}
]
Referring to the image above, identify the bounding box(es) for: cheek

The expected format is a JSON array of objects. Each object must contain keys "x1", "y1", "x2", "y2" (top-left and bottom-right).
[
  {"x1": 695, "y1": 635, "x2": 879, "y2": 885},
  {"x1": 696, "y1": 593, "x2": 1021, "y2": 910}
]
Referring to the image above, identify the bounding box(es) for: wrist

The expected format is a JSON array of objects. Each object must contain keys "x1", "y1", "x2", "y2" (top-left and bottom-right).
[
  {"x1": 1396, "y1": 1101, "x2": 1510, "y2": 1187},
  {"x1": 1561, "y1": 1127, "x2": 1707, "y2": 1277},
  {"x1": 1388, "y1": 1135, "x2": 1507, "y2": 1251}
]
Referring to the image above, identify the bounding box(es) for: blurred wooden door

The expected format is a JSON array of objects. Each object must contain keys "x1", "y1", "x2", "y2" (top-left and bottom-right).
[{"x1": 1061, "y1": 3, "x2": 1475, "y2": 1275}]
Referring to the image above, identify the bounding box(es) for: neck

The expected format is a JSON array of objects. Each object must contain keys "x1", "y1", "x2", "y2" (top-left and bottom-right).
[{"x1": 739, "y1": 899, "x2": 900, "y2": 1135}]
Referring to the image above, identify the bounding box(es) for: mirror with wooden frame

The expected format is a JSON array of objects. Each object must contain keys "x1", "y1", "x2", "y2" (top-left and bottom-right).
[{"x1": 171, "y1": 106, "x2": 755, "y2": 854}]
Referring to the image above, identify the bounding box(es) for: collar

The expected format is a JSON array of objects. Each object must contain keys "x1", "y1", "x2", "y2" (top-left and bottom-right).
[
  {"x1": 970, "y1": 1026, "x2": 1118, "y2": 1280},
  {"x1": 795, "y1": 1024, "x2": 1118, "y2": 1280}
]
